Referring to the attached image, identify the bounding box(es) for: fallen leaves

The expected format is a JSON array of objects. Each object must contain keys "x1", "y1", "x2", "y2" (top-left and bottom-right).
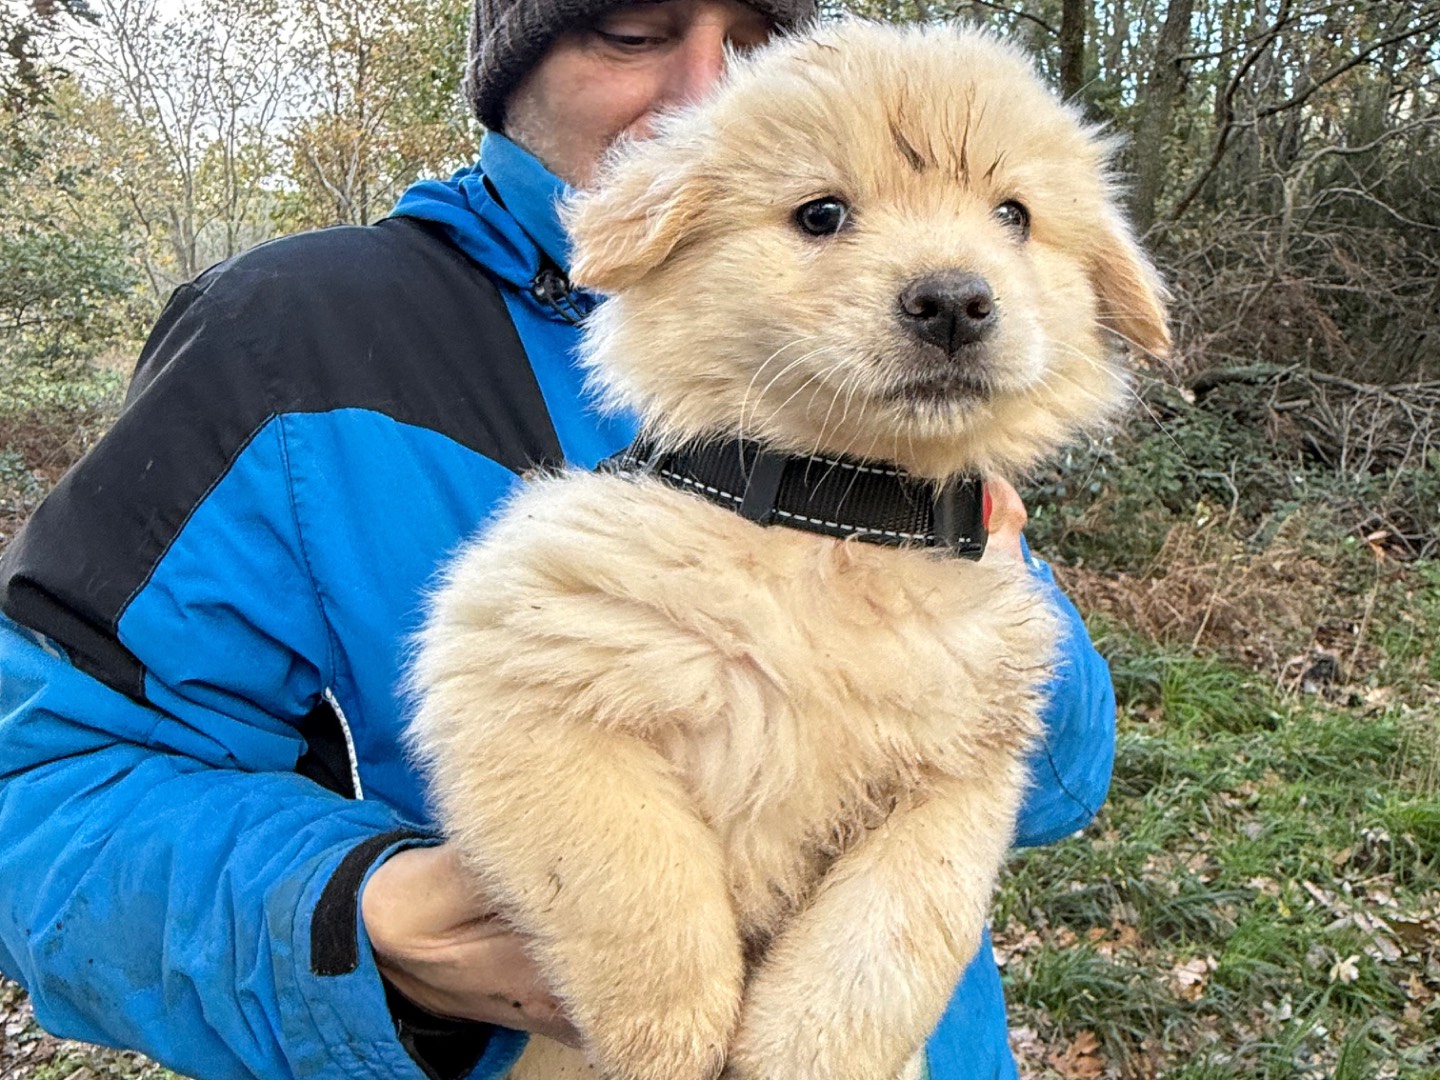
[
  {"x1": 1295, "y1": 870, "x2": 1439, "y2": 974},
  {"x1": 1170, "y1": 956, "x2": 1217, "y2": 1001},
  {"x1": 1045, "y1": 1030, "x2": 1107, "y2": 1080},
  {"x1": 1327, "y1": 953, "x2": 1362, "y2": 984}
]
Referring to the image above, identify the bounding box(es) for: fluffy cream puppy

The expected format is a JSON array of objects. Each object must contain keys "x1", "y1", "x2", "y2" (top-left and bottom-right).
[{"x1": 408, "y1": 19, "x2": 1168, "y2": 1080}]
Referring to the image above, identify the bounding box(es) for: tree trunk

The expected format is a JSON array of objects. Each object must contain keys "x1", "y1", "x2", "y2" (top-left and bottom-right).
[
  {"x1": 1103, "y1": 0, "x2": 1127, "y2": 90},
  {"x1": 1130, "y1": 0, "x2": 1194, "y2": 231},
  {"x1": 1059, "y1": 0, "x2": 1087, "y2": 102}
]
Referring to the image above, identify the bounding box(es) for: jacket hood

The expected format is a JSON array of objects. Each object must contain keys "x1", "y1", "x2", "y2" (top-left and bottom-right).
[{"x1": 389, "y1": 133, "x2": 572, "y2": 292}]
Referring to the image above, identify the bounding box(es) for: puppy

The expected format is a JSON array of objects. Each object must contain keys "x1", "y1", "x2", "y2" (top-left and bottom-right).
[{"x1": 408, "y1": 19, "x2": 1168, "y2": 1080}]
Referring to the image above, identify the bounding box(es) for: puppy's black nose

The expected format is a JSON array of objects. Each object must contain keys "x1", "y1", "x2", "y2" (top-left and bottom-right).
[{"x1": 899, "y1": 272, "x2": 997, "y2": 353}]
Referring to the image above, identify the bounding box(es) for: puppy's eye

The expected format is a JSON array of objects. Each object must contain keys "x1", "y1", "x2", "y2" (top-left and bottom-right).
[
  {"x1": 994, "y1": 200, "x2": 1030, "y2": 240},
  {"x1": 794, "y1": 197, "x2": 851, "y2": 237}
]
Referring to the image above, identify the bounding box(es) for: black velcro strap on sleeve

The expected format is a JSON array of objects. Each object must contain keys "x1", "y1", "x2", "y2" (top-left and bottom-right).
[{"x1": 312, "y1": 828, "x2": 430, "y2": 977}]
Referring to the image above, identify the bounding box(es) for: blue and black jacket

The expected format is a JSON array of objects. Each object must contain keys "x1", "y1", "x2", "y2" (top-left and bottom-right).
[{"x1": 0, "y1": 133, "x2": 1115, "y2": 1080}]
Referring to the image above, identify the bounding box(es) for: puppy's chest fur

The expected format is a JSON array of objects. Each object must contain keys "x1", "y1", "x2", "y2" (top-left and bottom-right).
[{"x1": 423, "y1": 469, "x2": 1056, "y2": 949}]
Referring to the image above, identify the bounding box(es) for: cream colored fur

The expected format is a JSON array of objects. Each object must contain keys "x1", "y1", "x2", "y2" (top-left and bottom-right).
[{"x1": 407, "y1": 19, "x2": 1167, "y2": 1080}]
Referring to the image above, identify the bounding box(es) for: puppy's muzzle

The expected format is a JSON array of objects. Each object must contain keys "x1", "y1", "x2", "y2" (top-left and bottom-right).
[{"x1": 899, "y1": 271, "x2": 996, "y2": 355}]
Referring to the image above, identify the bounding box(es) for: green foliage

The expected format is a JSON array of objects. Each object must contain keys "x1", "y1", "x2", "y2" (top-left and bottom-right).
[
  {"x1": 997, "y1": 644, "x2": 1440, "y2": 1075},
  {"x1": 1029, "y1": 371, "x2": 1440, "y2": 569},
  {"x1": 0, "y1": 356, "x2": 125, "y2": 507},
  {"x1": 1380, "y1": 800, "x2": 1440, "y2": 865},
  {"x1": 0, "y1": 354, "x2": 126, "y2": 415},
  {"x1": 1025, "y1": 381, "x2": 1299, "y2": 569},
  {"x1": 275, "y1": 0, "x2": 478, "y2": 229},
  {"x1": 0, "y1": 81, "x2": 151, "y2": 376},
  {"x1": 0, "y1": 207, "x2": 139, "y2": 371},
  {"x1": 1, "y1": 0, "x2": 95, "y2": 112},
  {"x1": 1010, "y1": 943, "x2": 1173, "y2": 1061},
  {"x1": 0, "y1": 447, "x2": 46, "y2": 520},
  {"x1": 1374, "y1": 561, "x2": 1440, "y2": 690}
]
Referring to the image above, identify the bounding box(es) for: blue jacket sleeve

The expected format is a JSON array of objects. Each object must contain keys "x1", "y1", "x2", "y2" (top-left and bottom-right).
[
  {"x1": 0, "y1": 278, "x2": 526, "y2": 1080},
  {"x1": 0, "y1": 622, "x2": 526, "y2": 1080},
  {"x1": 0, "y1": 618, "x2": 425, "y2": 1079},
  {"x1": 1012, "y1": 552, "x2": 1116, "y2": 848}
]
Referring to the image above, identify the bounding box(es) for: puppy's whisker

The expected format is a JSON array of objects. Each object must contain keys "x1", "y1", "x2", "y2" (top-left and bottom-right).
[
  {"x1": 739, "y1": 341, "x2": 823, "y2": 449},
  {"x1": 1124, "y1": 387, "x2": 1182, "y2": 449},
  {"x1": 1037, "y1": 336, "x2": 1120, "y2": 376},
  {"x1": 829, "y1": 422, "x2": 879, "y2": 518},
  {"x1": 1038, "y1": 357, "x2": 1180, "y2": 452},
  {"x1": 752, "y1": 347, "x2": 829, "y2": 413},
  {"x1": 827, "y1": 371, "x2": 872, "y2": 458},
  {"x1": 836, "y1": 372, "x2": 859, "y2": 422},
  {"x1": 808, "y1": 374, "x2": 876, "y2": 485},
  {"x1": 809, "y1": 378, "x2": 848, "y2": 458},
  {"x1": 845, "y1": 429, "x2": 877, "y2": 468},
  {"x1": 767, "y1": 359, "x2": 845, "y2": 434},
  {"x1": 838, "y1": 369, "x2": 872, "y2": 437},
  {"x1": 1099, "y1": 321, "x2": 1170, "y2": 363},
  {"x1": 803, "y1": 388, "x2": 843, "y2": 461},
  {"x1": 740, "y1": 339, "x2": 818, "y2": 414},
  {"x1": 1027, "y1": 356, "x2": 1113, "y2": 406},
  {"x1": 807, "y1": 361, "x2": 865, "y2": 463},
  {"x1": 749, "y1": 346, "x2": 838, "y2": 430}
]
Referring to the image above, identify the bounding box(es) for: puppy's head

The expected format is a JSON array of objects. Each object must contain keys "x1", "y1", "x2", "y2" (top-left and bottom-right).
[{"x1": 565, "y1": 20, "x2": 1169, "y2": 479}]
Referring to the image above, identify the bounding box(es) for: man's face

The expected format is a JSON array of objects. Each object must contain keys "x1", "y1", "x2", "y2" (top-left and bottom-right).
[{"x1": 504, "y1": 0, "x2": 774, "y2": 188}]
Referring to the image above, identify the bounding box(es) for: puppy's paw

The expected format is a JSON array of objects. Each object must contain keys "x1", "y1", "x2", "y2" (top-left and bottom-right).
[
  {"x1": 589, "y1": 1008, "x2": 731, "y2": 1080},
  {"x1": 722, "y1": 1003, "x2": 909, "y2": 1080},
  {"x1": 726, "y1": 1052, "x2": 921, "y2": 1080},
  {"x1": 721, "y1": 1040, "x2": 915, "y2": 1080},
  {"x1": 575, "y1": 972, "x2": 740, "y2": 1080},
  {"x1": 725, "y1": 910, "x2": 950, "y2": 1080}
]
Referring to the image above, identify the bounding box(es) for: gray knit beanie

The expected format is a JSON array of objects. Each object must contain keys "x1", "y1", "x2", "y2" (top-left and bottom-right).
[{"x1": 466, "y1": 0, "x2": 818, "y2": 132}]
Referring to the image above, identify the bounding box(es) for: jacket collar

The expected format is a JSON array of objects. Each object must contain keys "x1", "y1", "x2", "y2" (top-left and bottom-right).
[
  {"x1": 387, "y1": 133, "x2": 578, "y2": 294},
  {"x1": 480, "y1": 134, "x2": 573, "y2": 271}
]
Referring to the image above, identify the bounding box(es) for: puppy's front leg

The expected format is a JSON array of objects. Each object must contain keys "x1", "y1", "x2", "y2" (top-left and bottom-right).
[
  {"x1": 724, "y1": 762, "x2": 1027, "y2": 1080},
  {"x1": 427, "y1": 719, "x2": 743, "y2": 1080}
]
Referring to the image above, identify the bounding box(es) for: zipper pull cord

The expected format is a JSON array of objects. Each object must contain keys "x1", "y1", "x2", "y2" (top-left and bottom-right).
[{"x1": 530, "y1": 266, "x2": 591, "y2": 325}]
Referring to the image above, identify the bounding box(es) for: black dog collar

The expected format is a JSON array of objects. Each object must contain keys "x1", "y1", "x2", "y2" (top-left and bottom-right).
[{"x1": 600, "y1": 436, "x2": 987, "y2": 560}]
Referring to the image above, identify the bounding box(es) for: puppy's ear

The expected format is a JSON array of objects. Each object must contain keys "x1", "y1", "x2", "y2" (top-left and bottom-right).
[
  {"x1": 564, "y1": 147, "x2": 707, "y2": 295},
  {"x1": 1090, "y1": 217, "x2": 1172, "y2": 360}
]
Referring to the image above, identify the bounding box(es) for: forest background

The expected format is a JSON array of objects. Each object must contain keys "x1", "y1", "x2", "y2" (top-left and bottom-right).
[{"x1": 1, "y1": 0, "x2": 1438, "y2": 1076}]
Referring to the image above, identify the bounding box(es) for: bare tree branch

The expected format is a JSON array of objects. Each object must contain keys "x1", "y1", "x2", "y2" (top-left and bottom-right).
[{"x1": 1160, "y1": 0, "x2": 1294, "y2": 227}]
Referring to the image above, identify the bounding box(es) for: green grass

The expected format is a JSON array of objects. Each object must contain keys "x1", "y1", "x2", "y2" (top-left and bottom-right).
[{"x1": 997, "y1": 640, "x2": 1440, "y2": 1078}]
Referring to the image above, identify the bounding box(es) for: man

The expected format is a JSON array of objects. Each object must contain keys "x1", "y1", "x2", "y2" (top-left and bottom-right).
[{"x1": 0, "y1": 1, "x2": 1116, "y2": 1077}]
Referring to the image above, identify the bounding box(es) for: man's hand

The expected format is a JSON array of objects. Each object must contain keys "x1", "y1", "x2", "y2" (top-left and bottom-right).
[
  {"x1": 361, "y1": 843, "x2": 582, "y2": 1046},
  {"x1": 979, "y1": 475, "x2": 1028, "y2": 566}
]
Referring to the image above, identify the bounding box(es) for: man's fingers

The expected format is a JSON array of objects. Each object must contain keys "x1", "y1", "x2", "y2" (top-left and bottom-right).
[
  {"x1": 362, "y1": 843, "x2": 582, "y2": 1044},
  {"x1": 985, "y1": 476, "x2": 1027, "y2": 532},
  {"x1": 980, "y1": 476, "x2": 1027, "y2": 565},
  {"x1": 382, "y1": 932, "x2": 581, "y2": 1045}
]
